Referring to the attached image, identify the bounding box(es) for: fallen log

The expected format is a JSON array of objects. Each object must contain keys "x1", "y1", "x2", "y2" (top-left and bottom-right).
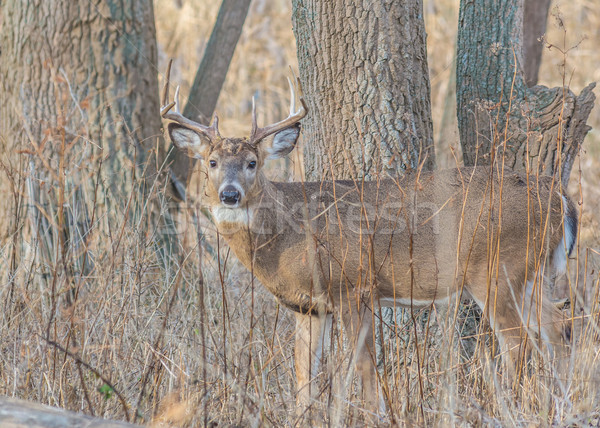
[{"x1": 0, "y1": 397, "x2": 141, "y2": 428}]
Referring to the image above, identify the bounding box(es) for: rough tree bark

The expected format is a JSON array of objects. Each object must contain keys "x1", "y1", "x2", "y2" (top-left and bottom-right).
[
  {"x1": 457, "y1": 0, "x2": 595, "y2": 186},
  {"x1": 0, "y1": 0, "x2": 164, "y2": 198},
  {"x1": 168, "y1": 0, "x2": 252, "y2": 200},
  {"x1": 523, "y1": 0, "x2": 552, "y2": 87},
  {"x1": 292, "y1": 0, "x2": 435, "y2": 181},
  {"x1": 0, "y1": 0, "x2": 170, "y2": 278}
]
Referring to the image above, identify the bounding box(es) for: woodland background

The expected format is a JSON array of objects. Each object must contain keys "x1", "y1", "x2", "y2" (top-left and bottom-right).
[{"x1": 0, "y1": 0, "x2": 599, "y2": 426}]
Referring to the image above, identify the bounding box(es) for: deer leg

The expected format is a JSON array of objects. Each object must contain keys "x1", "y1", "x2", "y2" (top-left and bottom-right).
[
  {"x1": 294, "y1": 312, "x2": 331, "y2": 410},
  {"x1": 467, "y1": 285, "x2": 525, "y2": 381},
  {"x1": 341, "y1": 304, "x2": 382, "y2": 413}
]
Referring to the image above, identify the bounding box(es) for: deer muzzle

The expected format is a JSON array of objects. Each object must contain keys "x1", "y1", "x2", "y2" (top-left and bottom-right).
[{"x1": 220, "y1": 186, "x2": 241, "y2": 206}]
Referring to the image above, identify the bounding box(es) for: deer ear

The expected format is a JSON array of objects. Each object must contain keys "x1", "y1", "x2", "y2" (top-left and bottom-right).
[
  {"x1": 262, "y1": 123, "x2": 301, "y2": 160},
  {"x1": 168, "y1": 123, "x2": 212, "y2": 159}
]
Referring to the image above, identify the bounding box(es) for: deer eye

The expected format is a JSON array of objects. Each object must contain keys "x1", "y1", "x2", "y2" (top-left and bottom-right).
[
  {"x1": 209, "y1": 160, "x2": 217, "y2": 168},
  {"x1": 248, "y1": 161, "x2": 257, "y2": 169}
]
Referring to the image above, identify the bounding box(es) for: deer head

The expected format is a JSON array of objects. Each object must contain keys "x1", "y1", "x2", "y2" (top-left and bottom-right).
[{"x1": 161, "y1": 61, "x2": 307, "y2": 210}]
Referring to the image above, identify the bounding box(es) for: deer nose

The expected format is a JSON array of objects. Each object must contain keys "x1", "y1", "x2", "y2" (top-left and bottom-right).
[{"x1": 220, "y1": 186, "x2": 241, "y2": 206}]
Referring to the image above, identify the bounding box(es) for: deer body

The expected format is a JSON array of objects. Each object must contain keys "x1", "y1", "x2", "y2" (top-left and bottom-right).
[
  {"x1": 213, "y1": 168, "x2": 571, "y2": 316},
  {"x1": 161, "y1": 67, "x2": 576, "y2": 413}
]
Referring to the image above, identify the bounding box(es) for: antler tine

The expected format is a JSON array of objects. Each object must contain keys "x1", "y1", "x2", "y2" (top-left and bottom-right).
[
  {"x1": 249, "y1": 74, "x2": 308, "y2": 146},
  {"x1": 173, "y1": 86, "x2": 181, "y2": 113},
  {"x1": 160, "y1": 60, "x2": 220, "y2": 139}
]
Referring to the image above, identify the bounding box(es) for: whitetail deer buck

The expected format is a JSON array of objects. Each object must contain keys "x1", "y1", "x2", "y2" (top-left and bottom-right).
[{"x1": 161, "y1": 64, "x2": 576, "y2": 412}]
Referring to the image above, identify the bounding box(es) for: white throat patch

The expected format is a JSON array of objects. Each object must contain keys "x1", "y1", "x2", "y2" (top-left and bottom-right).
[{"x1": 212, "y1": 206, "x2": 253, "y2": 226}]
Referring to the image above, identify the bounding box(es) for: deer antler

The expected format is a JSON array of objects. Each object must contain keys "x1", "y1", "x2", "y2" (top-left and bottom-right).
[
  {"x1": 161, "y1": 59, "x2": 220, "y2": 139},
  {"x1": 249, "y1": 73, "x2": 308, "y2": 146}
]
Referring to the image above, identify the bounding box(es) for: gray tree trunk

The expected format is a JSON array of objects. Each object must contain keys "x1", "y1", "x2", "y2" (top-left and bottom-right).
[
  {"x1": 523, "y1": 0, "x2": 552, "y2": 87},
  {"x1": 0, "y1": 0, "x2": 164, "y2": 198},
  {"x1": 292, "y1": 0, "x2": 435, "y2": 181},
  {"x1": 457, "y1": 0, "x2": 595, "y2": 186},
  {"x1": 168, "y1": 0, "x2": 252, "y2": 200},
  {"x1": 0, "y1": 0, "x2": 167, "y2": 300}
]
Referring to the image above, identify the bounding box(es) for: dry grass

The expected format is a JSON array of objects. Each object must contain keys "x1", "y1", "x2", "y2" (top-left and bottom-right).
[{"x1": 0, "y1": 0, "x2": 598, "y2": 426}]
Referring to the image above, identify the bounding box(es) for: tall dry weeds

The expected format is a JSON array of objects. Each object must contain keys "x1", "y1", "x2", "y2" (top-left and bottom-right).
[{"x1": 0, "y1": 0, "x2": 598, "y2": 426}]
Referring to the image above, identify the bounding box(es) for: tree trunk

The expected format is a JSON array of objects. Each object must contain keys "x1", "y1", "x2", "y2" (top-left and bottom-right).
[
  {"x1": 292, "y1": 0, "x2": 435, "y2": 181},
  {"x1": 291, "y1": 0, "x2": 436, "y2": 412},
  {"x1": 167, "y1": 0, "x2": 252, "y2": 200},
  {"x1": 0, "y1": 0, "x2": 164, "y2": 197},
  {"x1": 0, "y1": 0, "x2": 167, "y2": 297},
  {"x1": 457, "y1": 0, "x2": 595, "y2": 186},
  {"x1": 523, "y1": 0, "x2": 552, "y2": 87}
]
